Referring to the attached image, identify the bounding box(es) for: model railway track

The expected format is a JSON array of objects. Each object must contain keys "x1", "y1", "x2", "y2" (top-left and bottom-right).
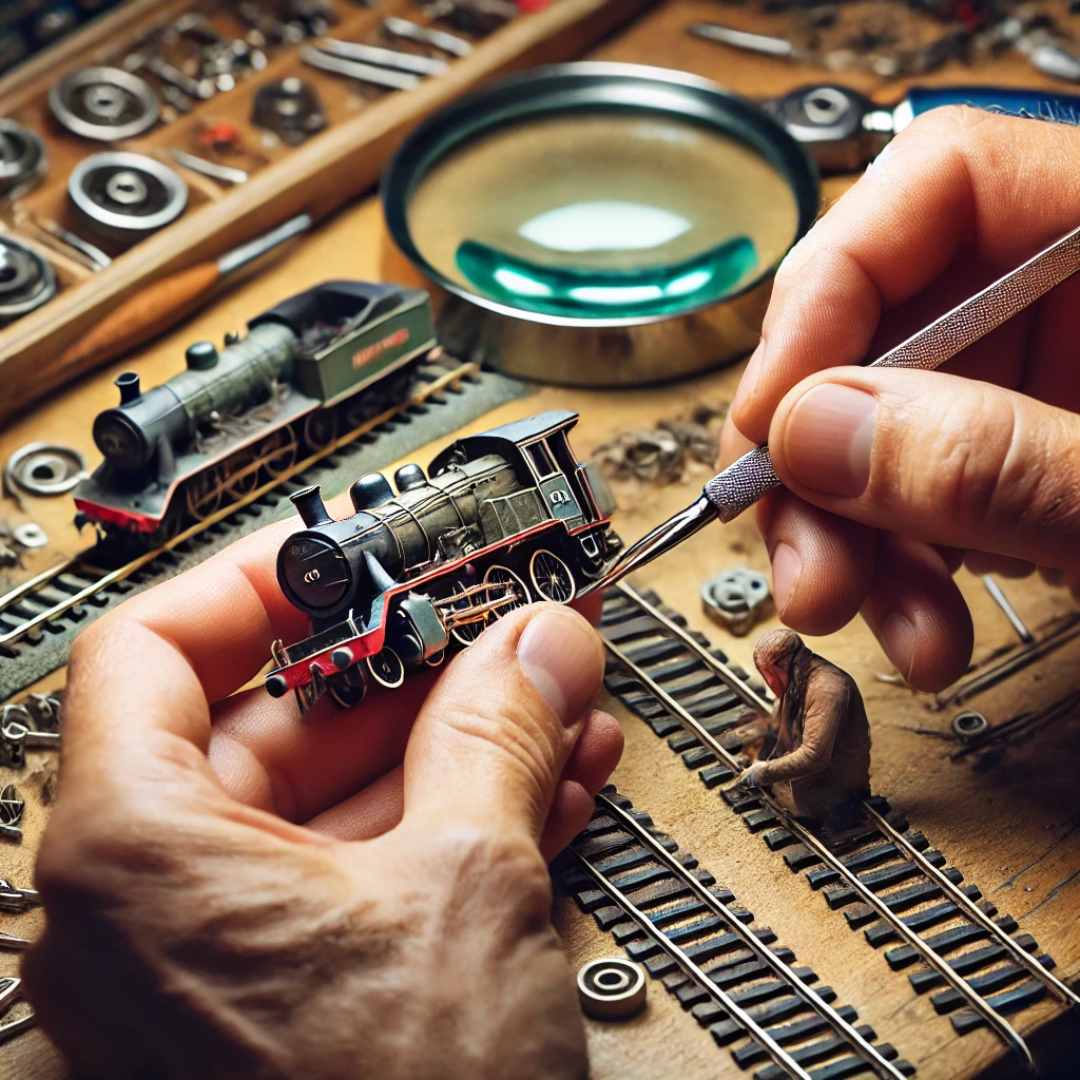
[
  {"x1": 563, "y1": 787, "x2": 914, "y2": 1080},
  {"x1": 0, "y1": 359, "x2": 480, "y2": 660},
  {"x1": 600, "y1": 582, "x2": 1080, "y2": 1071}
]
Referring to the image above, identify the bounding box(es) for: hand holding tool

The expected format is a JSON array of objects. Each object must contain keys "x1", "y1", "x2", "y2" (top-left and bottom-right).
[{"x1": 584, "y1": 223, "x2": 1080, "y2": 593}]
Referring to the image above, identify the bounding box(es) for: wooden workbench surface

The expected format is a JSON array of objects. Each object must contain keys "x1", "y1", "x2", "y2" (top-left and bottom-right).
[{"x1": 3, "y1": 2, "x2": 1080, "y2": 1077}]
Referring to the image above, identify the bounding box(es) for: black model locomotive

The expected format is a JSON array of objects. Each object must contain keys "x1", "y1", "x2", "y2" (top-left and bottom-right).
[
  {"x1": 73, "y1": 280, "x2": 437, "y2": 543},
  {"x1": 265, "y1": 411, "x2": 621, "y2": 711}
]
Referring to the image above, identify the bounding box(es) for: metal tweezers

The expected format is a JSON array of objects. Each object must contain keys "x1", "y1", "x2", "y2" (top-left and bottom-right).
[{"x1": 583, "y1": 222, "x2": 1080, "y2": 594}]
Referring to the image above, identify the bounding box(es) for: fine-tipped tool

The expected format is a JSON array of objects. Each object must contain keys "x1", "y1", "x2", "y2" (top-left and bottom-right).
[
  {"x1": 55, "y1": 212, "x2": 311, "y2": 375},
  {"x1": 583, "y1": 223, "x2": 1080, "y2": 594}
]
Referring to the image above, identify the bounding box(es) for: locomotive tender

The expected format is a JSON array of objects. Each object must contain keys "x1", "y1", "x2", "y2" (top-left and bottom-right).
[
  {"x1": 73, "y1": 280, "x2": 437, "y2": 541},
  {"x1": 266, "y1": 411, "x2": 622, "y2": 711}
]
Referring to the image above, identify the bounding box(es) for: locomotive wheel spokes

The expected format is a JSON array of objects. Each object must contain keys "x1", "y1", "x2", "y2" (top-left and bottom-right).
[
  {"x1": 184, "y1": 465, "x2": 224, "y2": 521},
  {"x1": 530, "y1": 549, "x2": 576, "y2": 604},
  {"x1": 483, "y1": 565, "x2": 530, "y2": 617},
  {"x1": 366, "y1": 648, "x2": 405, "y2": 689},
  {"x1": 261, "y1": 427, "x2": 299, "y2": 478},
  {"x1": 448, "y1": 580, "x2": 490, "y2": 646},
  {"x1": 224, "y1": 449, "x2": 260, "y2": 499},
  {"x1": 328, "y1": 668, "x2": 367, "y2": 709},
  {"x1": 303, "y1": 408, "x2": 338, "y2": 452}
]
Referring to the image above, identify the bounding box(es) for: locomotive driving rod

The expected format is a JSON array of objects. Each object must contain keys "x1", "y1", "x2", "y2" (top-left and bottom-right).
[{"x1": 581, "y1": 222, "x2": 1080, "y2": 596}]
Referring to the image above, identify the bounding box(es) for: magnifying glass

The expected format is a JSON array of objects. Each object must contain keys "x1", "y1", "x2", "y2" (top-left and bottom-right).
[{"x1": 382, "y1": 63, "x2": 820, "y2": 387}]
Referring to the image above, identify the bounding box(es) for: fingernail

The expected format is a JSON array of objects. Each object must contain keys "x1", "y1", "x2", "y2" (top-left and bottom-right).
[
  {"x1": 880, "y1": 611, "x2": 915, "y2": 680},
  {"x1": 784, "y1": 384, "x2": 877, "y2": 497},
  {"x1": 771, "y1": 542, "x2": 802, "y2": 615},
  {"x1": 731, "y1": 340, "x2": 767, "y2": 415},
  {"x1": 517, "y1": 610, "x2": 602, "y2": 726}
]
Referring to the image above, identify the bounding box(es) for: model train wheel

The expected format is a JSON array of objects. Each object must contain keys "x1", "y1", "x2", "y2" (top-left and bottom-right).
[
  {"x1": 425, "y1": 648, "x2": 446, "y2": 668},
  {"x1": 224, "y1": 449, "x2": 260, "y2": 500},
  {"x1": 262, "y1": 427, "x2": 299, "y2": 479},
  {"x1": 484, "y1": 565, "x2": 530, "y2": 617},
  {"x1": 449, "y1": 581, "x2": 490, "y2": 646},
  {"x1": 530, "y1": 549, "x2": 576, "y2": 604},
  {"x1": 303, "y1": 409, "x2": 338, "y2": 452},
  {"x1": 328, "y1": 669, "x2": 367, "y2": 709},
  {"x1": 185, "y1": 465, "x2": 224, "y2": 521},
  {"x1": 366, "y1": 648, "x2": 405, "y2": 689}
]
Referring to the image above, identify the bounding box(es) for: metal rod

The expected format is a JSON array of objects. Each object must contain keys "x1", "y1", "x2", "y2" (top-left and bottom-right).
[
  {"x1": 982, "y1": 576, "x2": 1034, "y2": 643},
  {"x1": 382, "y1": 16, "x2": 472, "y2": 57},
  {"x1": 315, "y1": 38, "x2": 450, "y2": 75},
  {"x1": 299, "y1": 46, "x2": 421, "y2": 91},
  {"x1": 171, "y1": 149, "x2": 249, "y2": 185},
  {"x1": 596, "y1": 793, "x2": 909, "y2": 1080},
  {"x1": 570, "y1": 850, "x2": 815, "y2": 1080},
  {"x1": 216, "y1": 212, "x2": 311, "y2": 276}
]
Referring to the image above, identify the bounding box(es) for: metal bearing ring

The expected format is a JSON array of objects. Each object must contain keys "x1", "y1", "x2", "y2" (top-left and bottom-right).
[
  {"x1": 577, "y1": 958, "x2": 647, "y2": 1020},
  {"x1": 4, "y1": 442, "x2": 87, "y2": 497},
  {"x1": 701, "y1": 566, "x2": 773, "y2": 637},
  {"x1": 0, "y1": 239, "x2": 57, "y2": 324},
  {"x1": 68, "y1": 152, "x2": 187, "y2": 244},
  {"x1": 49, "y1": 67, "x2": 160, "y2": 142},
  {"x1": 0, "y1": 120, "x2": 47, "y2": 201},
  {"x1": 951, "y1": 710, "x2": 990, "y2": 742}
]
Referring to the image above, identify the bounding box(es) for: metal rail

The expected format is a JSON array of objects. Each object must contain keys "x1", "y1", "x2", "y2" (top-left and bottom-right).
[
  {"x1": 602, "y1": 627, "x2": 1037, "y2": 1070},
  {"x1": 571, "y1": 849, "x2": 815, "y2": 1080},
  {"x1": 0, "y1": 362, "x2": 478, "y2": 653},
  {"x1": 595, "y1": 793, "x2": 909, "y2": 1080}
]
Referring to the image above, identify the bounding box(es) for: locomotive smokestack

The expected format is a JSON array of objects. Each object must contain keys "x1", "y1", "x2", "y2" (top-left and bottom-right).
[
  {"x1": 115, "y1": 371, "x2": 141, "y2": 404},
  {"x1": 291, "y1": 485, "x2": 332, "y2": 528}
]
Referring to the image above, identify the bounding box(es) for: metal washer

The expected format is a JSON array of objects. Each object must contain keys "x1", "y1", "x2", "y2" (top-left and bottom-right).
[
  {"x1": 68, "y1": 152, "x2": 188, "y2": 244},
  {"x1": 0, "y1": 239, "x2": 57, "y2": 325},
  {"x1": 49, "y1": 67, "x2": 160, "y2": 142},
  {"x1": 4, "y1": 442, "x2": 87, "y2": 496},
  {"x1": 0, "y1": 120, "x2": 47, "y2": 201},
  {"x1": 577, "y1": 958, "x2": 647, "y2": 1020}
]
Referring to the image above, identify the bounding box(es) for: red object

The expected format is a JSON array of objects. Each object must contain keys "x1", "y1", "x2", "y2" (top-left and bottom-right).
[
  {"x1": 198, "y1": 121, "x2": 241, "y2": 149},
  {"x1": 515, "y1": 0, "x2": 551, "y2": 11}
]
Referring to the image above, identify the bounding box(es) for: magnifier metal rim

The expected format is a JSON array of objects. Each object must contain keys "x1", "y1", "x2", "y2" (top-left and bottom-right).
[
  {"x1": 68, "y1": 152, "x2": 188, "y2": 234},
  {"x1": 382, "y1": 62, "x2": 820, "y2": 329},
  {"x1": 49, "y1": 66, "x2": 161, "y2": 142}
]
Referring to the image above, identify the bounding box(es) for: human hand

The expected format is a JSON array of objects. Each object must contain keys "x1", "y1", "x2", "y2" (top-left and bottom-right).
[
  {"x1": 735, "y1": 761, "x2": 769, "y2": 789},
  {"x1": 720, "y1": 108, "x2": 1080, "y2": 692},
  {"x1": 22, "y1": 514, "x2": 622, "y2": 1080}
]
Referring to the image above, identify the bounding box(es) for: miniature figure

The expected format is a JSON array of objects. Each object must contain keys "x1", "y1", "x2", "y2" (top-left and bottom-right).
[
  {"x1": 265, "y1": 411, "x2": 622, "y2": 713},
  {"x1": 736, "y1": 629, "x2": 871, "y2": 828}
]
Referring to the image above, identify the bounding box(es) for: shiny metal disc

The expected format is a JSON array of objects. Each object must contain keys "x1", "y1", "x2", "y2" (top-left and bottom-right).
[
  {"x1": 68, "y1": 152, "x2": 187, "y2": 244},
  {"x1": 0, "y1": 120, "x2": 47, "y2": 201},
  {"x1": 49, "y1": 67, "x2": 160, "y2": 142},
  {"x1": 0, "y1": 239, "x2": 57, "y2": 324}
]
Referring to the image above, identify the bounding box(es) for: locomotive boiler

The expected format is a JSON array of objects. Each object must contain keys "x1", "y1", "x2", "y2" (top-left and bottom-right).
[
  {"x1": 266, "y1": 411, "x2": 622, "y2": 711},
  {"x1": 74, "y1": 280, "x2": 437, "y2": 542}
]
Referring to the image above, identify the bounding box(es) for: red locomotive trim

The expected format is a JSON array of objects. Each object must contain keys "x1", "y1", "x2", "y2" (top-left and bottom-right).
[
  {"x1": 269, "y1": 516, "x2": 595, "y2": 693},
  {"x1": 73, "y1": 498, "x2": 161, "y2": 534},
  {"x1": 352, "y1": 327, "x2": 410, "y2": 370}
]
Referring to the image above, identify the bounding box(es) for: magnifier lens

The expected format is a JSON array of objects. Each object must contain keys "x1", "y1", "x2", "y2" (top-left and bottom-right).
[{"x1": 406, "y1": 111, "x2": 801, "y2": 320}]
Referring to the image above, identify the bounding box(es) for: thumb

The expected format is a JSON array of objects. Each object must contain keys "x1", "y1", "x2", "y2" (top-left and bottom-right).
[
  {"x1": 400, "y1": 604, "x2": 604, "y2": 844},
  {"x1": 767, "y1": 367, "x2": 1080, "y2": 573}
]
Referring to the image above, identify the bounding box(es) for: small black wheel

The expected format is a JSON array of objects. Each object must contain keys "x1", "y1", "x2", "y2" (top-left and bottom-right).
[
  {"x1": 367, "y1": 647, "x2": 405, "y2": 689},
  {"x1": 483, "y1": 565, "x2": 530, "y2": 617},
  {"x1": 303, "y1": 408, "x2": 338, "y2": 452},
  {"x1": 328, "y1": 668, "x2": 367, "y2": 709},
  {"x1": 425, "y1": 648, "x2": 447, "y2": 667},
  {"x1": 530, "y1": 548, "x2": 576, "y2": 603}
]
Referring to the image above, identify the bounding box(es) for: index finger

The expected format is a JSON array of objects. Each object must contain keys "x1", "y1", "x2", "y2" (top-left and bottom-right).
[{"x1": 730, "y1": 107, "x2": 1080, "y2": 446}]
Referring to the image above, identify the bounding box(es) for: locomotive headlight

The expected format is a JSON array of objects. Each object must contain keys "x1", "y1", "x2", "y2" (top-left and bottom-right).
[
  {"x1": 92, "y1": 409, "x2": 151, "y2": 473},
  {"x1": 279, "y1": 535, "x2": 353, "y2": 615}
]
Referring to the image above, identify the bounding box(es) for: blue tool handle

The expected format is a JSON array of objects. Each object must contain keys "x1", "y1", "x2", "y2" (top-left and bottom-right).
[{"x1": 906, "y1": 85, "x2": 1080, "y2": 124}]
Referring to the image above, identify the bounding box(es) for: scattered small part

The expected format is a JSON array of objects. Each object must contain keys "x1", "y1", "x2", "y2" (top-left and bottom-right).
[
  {"x1": 577, "y1": 958, "x2": 647, "y2": 1020},
  {"x1": 171, "y1": 149, "x2": 249, "y2": 185},
  {"x1": 951, "y1": 710, "x2": 990, "y2": 741},
  {"x1": 0, "y1": 239, "x2": 57, "y2": 325},
  {"x1": 688, "y1": 21, "x2": 802, "y2": 60},
  {"x1": 1018, "y1": 33, "x2": 1080, "y2": 82},
  {"x1": 315, "y1": 38, "x2": 451, "y2": 75},
  {"x1": 426, "y1": 0, "x2": 518, "y2": 34},
  {"x1": 701, "y1": 566, "x2": 773, "y2": 636},
  {"x1": 0, "y1": 978, "x2": 35, "y2": 1045},
  {"x1": 143, "y1": 55, "x2": 215, "y2": 102},
  {"x1": 982, "y1": 575, "x2": 1034, "y2": 644},
  {"x1": 252, "y1": 78, "x2": 327, "y2": 144},
  {"x1": 4, "y1": 442, "x2": 88, "y2": 497},
  {"x1": 299, "y1": 46, "x2": 422, "y2": 91},
  {"x1": 68, "y1": 152, "x2": 188, "y2": 245},
  {"x1": 0, "y1": 784, "x2": 23, "y2": 827},
  {"x1": 198, "y1": 120, "x2": 242, "y2": 150},
  {"x1": 0, "y1": 120, "x2": 47, "y2": 201},
  {"x1": 49, "y1": 66, "x2": 161, "y2": 141},
  {"x1": 592, "y1": 427, "x2": 683, "y2": 482},
  {"x1": 12, "y1": 523, "x2": 47, "y2": 549},
  {"x1": 0, "y1": 934, "x2": 30, "y2": 954},
  {"x1": 0, "y1": 879, "x2": 40, "y2": 913},
  {"x1": 382, "y1": 15, "x2": 473, "y2": 57},
  {"x1": 38, "y1": 219, "x2": 112, "y2": 270},
  {"x1": 25, "y1": 692, "x2": 62, "y2": 733}
]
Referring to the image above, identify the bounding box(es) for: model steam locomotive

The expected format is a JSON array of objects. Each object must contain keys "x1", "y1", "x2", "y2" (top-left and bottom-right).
[
  {"x1": 73, "y1": 280, "x2": 437, "y2": 543},
  {"x1": 265, "y1": 411, "x2": 622, "y2": 711}
]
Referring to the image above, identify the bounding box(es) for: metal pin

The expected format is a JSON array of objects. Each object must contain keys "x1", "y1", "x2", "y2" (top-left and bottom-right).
[
  {"x1": 170, "y1": 149, "x2": 248, "y2": 185},
  {"x1": 298, "y1": 46, "x2": 421, "y2": 91},
  {"x1": 0, "y1": 932, "x2": 30, "y2": 952},
  {"x1": 315, "y1": 38, "x2": 450, "y2": 76},
  {"x1": 382, "y1": 16, "x2": 472, "y2": 57},
  {"x1": 38, "y1": 219, "x2": 111, "y2": 270},
  {"x1": 2, "y1": 721, "x2": 61, "y2": 750},
  {"x1": 982, "y1": 575, "x2": 1034, "y2": 644}
]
